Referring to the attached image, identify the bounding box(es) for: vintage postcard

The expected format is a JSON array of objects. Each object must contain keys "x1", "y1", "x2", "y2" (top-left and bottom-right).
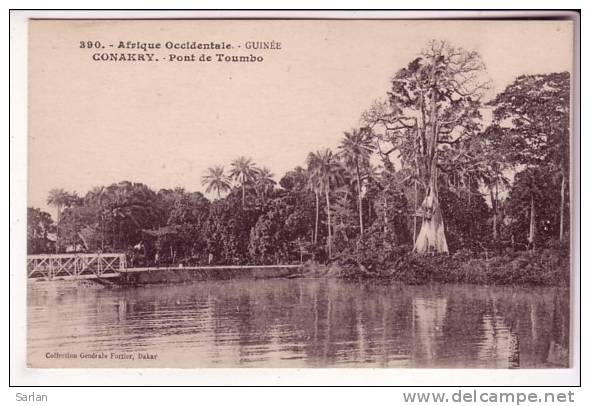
[{"x1": 23, "y1": 16, "x2": 576, "y2": 372}]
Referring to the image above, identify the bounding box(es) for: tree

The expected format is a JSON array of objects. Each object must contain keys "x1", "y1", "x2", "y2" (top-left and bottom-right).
[
  {"x1": 46, "y1": 188, "x2": 75, "y2": 252},
  {"x1": 302, "y1": 163, "x2": 322, "y2": 246},
  {"x1": 488, "y1": 72, "x2": 570, "y2": 242},
  {"x1": 438, "y1": 182, "x2": 491, "y2": 251},
  {"x1": 370, "y1": 169, "x2": 412, "y2": 246},
  {"x1": 141, "y1": 225, "x2": 179, "y2": 264},
  {"x1": 478, "y1": 161, "x2": 510, "y2": 241},
  {"x1": 167, "y1": 191, "x2": 211, "y2": 262},
  {"x1": 279, "y1": 166, "x2": 307, "y2": 192},
  {"x1": 59, "y1": 202, "x2": 96, "y2": 252},
  {"x1": 329, "y1": 185, "x2": 356, "y2": 251},
  {"x1": 505, "y1": 167, "x2": 563, "y2": 249},
  {"x1": 104, "y1": 181, "x2": 160, "y2": 251},
  {"x1": 363, "y1": 40, "x2": 489, "y2": 254},
  {"x1": 229, "y1": 156, "x2": 260, "y2": 208},
  {"x1": 338, "y1": 128, "x2": 374, "y2": 234},
  {"x1": 306, "y1": 149, "x2": 345, "y2": 259},
  {"x1": 201, "y1": 166, "x2": 232, "y2": 199},
  {"x1": 441, "y1": 124, "x2": 511, "y2": 243},
  {"x1": 362, "y1": 162, "x2": 383, "y2": 228},
  {"x1": 280, "y1": 167, "x2": 318, "y2": 246},
  {"x1": 27, "y1": 207, "x2": 54, "y2": 254},
  {"x1": 85, "y1": 186, "x2": 109, "y2": 250},
  {"x1": 248, "y1": 194, "x2": 313, "y2": 264},
  {"x1": 254, "y1": 166, "x2": 276, "y2": 203},
  {"x1": 204, "y1": 191, "x2": 260, "y2": 264}
]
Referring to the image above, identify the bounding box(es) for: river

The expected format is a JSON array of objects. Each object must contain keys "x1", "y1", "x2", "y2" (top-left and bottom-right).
[{"x1": 27, "y1": 278, "x2": 570, "y2": 368}]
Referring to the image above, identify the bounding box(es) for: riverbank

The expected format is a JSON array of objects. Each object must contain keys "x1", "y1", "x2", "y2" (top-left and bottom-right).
[
  {"x1": 118, "y1": 265, "x2": 299, "y2": 285},
  {"x1": 112, "y1": 248, "x2": 571, "y2": 287},
  {"x1": 332, "y1": 248, "x2": 570, "y2": 287},
  {"x1": 27, "y1": 247, "x2": 567, "y2": 287}
]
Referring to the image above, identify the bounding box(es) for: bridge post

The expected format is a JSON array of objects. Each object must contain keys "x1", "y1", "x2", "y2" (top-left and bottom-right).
[
  {"x1": 48, "y1": 256, "x2": 54, "y2": 280},
  {"x1": 74, "y1": 255, "x2": 79, "y2": 277},
  {"x1": 97, "y1": 253, "x2": 103, "y2": 276}
]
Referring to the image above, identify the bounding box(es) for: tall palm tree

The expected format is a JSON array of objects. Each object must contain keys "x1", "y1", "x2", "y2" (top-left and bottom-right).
[
  {"x1": 229, "y1": 156, "x2": 260, "y2": 208},
  {"x1": 307, "y1": 149, "x2": 344, "y2": 259},
  {"x1": 304, "y1": 167, "x2": 321, "y2": 245},
  {"x1": 47, "y1": 188, "x2": 72, "y2": 253},
  {"x1": 338, "y1": 128, "x2": 374, "y2": 234},
  {"x1": 201, "y1": 166, "x2": 232, "y2": 199}
]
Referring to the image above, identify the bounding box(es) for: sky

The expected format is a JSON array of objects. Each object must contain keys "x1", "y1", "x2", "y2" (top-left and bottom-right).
[{"x1": 27, "y1": 19, "x2": 573, "y2": 215}]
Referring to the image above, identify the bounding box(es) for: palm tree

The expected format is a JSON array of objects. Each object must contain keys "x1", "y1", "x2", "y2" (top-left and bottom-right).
[
  {"x1": 47, "y1": 188, "x2": 72, "y2": 253},
  {"x1": 304, "y1": 167, "x2": 321, "y2": 245},
  {"x1": 255, "y1": 166, "x2": 276, "y2": 202},
  {"x1": 229, "y1": 156, "x2": 260, "y2": 208},
  {"x1": 338, "y1": 128, "x2": 374, "y2": 234},
  {"x1": 201, "y1": 166, "x2": 232, "y2": 199},
  {"x1": 307, "y1": 149, "x2": 344, "y2": 259}
]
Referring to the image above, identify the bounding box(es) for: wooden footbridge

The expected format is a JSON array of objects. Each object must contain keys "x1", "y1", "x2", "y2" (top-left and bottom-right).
[
  {"x1": 27, "y1": 253, "x2": 301, "y2": 282},
  {"x1": 27, "y1": 253, "x2": 127, "y2": 281}
]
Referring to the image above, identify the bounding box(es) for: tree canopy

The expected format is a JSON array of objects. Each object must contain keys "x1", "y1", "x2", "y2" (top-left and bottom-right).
[{"x1": 28, "y1": 41, "x2": 571, "y2": 268}]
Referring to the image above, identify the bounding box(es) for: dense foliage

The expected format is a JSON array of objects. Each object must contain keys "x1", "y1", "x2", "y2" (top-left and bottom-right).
[{"x1": 28, "y1": 41, "x2": 571, "y2": 284}]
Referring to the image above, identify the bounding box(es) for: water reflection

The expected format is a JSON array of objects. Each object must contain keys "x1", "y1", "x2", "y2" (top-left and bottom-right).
[{"x1": 28, "y1": 278, "x2": 569, "y2": 368}]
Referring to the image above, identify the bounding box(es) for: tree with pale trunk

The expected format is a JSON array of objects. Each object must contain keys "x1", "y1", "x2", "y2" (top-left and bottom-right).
[
  {"x1": 478, "y1": 161, "x2": 510, "y2": 241},
  {"x1": 505, "y1": 167, "x2": 561, "y2": 249},
  {"x1": 306, "y1": 149, "x2": 345, "y2": 259},
  {"x1": 338, "y1": 128, "x2": 374, "y2": 234},
  {"x1": 362, "y1": 40, "x2": 489, "y2": 254},
  {"x1": 229, "y1": 156, "x2": 260, "y2": 208},
  {"x1": 304, "y1": 167, "x2": 321, "y2": 246},
  {"x1": 488, "y1": 72, "x2": 570, "y2": 245}
]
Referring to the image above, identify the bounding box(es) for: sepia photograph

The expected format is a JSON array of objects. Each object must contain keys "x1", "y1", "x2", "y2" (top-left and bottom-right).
[{"x1": 21, "y1": 15, "x2": 576, "y2": 373}]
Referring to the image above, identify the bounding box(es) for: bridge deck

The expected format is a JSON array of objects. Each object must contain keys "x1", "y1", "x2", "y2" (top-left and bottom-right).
[
  {"x1": 122, "y1": 264, "x2": 301, "y2": 273},
  {"x1": 27, "y1": 253, "x2": 302, "y2": 281}
]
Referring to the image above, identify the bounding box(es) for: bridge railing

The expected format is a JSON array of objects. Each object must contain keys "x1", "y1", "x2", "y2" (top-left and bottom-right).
[{"x1": 27, "y1": 253, "x2": 126, "y2": 279}]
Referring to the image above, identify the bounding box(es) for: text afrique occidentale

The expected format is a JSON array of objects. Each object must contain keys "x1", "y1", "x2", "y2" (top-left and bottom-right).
[{"x1": 82, "y1": 40, "x2": 282, "y2": 63}]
